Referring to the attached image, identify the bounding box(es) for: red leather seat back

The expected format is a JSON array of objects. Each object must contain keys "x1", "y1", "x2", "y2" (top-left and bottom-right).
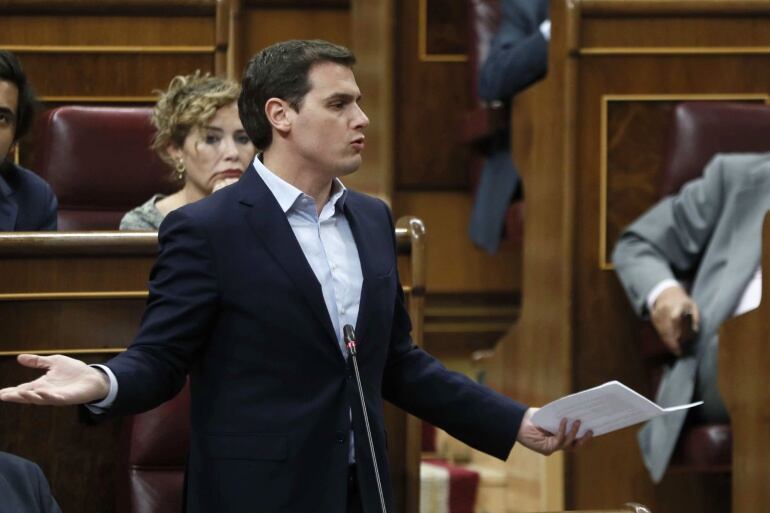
[
  {"x1": 660, "y1": 101, "x2": 770, "y2": 197},
  {"x1": 33, "y1": 106, "x2": 178, "y2": 230},
  {"x1": 117, "y1": 382, "x2": 190, "y2": 513}
]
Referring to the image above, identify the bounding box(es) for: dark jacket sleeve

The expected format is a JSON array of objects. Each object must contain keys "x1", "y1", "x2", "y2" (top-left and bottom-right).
[
  {"x1": 478, "y1": 1, "x2": 549, "y2": 101},
  {"x1": 106, "y1": 208, "x2": 220, "y2": 414},
  {"x1": 0, "y1": 452, "x2": 62, "y2": 513}
]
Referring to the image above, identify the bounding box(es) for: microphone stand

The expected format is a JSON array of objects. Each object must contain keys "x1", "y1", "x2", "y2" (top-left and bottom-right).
[{"x1": 344, "y1": 325, "x2": 387, "y2": 513}]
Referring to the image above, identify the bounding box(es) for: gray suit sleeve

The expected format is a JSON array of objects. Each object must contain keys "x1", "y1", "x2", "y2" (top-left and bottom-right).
[{"x1": 612, "y1": 155, "x2": 727, "y2": 316}]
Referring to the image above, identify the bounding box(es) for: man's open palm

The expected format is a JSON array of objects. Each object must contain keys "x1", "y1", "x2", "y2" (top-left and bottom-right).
[{"x1": 0, "y1": 354, "x2": 109, "y2": 405}]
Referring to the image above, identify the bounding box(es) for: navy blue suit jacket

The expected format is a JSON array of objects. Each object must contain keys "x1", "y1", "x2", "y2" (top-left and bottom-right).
[
  {"x1": 105, "y1": 167, "x2": 526, "y2": 513},
  {"x1": 0, "y1": 163, "x2": 57, "y2": 231},
  {"x1": 0, "y1": 452, "x2": 62, "y2": 513},
  {"x1": 478, "y1": 0, "x2": 549, "y2": 103}
]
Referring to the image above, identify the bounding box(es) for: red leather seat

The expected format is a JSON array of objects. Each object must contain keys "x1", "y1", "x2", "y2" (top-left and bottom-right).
[
  {"x1": 117, "y1": 381, "x2": 190, "y2": 513},
  {"x1": 644, "y1": 100, "x2": 770, "y2": 472},
  {"x1": 33, "y1": 106, "x2": 177, "y2": 230}
]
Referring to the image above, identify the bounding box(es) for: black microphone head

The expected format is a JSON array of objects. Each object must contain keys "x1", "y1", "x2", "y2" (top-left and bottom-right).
[{"x1": 343, "y1": 324, "x2": 356, "y2": 343}]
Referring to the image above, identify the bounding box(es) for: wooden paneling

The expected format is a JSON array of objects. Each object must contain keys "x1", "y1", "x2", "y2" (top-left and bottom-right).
[
  {"x1": 423, "y1": 0, "x2": 468, "y2": 56},
  {"x1": 395, "y1": 0, "x2": 470, "y2": 189},
  {"x1": 394, "y1": 192, "x2": 520, "y2": 293},
  {"x1": 719, "y1": 213, "x2": 770, "y2": 513},
  {"x1": 239, "y1": 8, "x2": 350, "y2": 67},
  {"x1": 0, "y1": 16, "x2": 214, "y2": 45},
  {"x1": 23, "y1": 55, "x2": 213, "y2": 97},
  {"x1": 0, "y1": 5, "x2": 222, "y2": 102},
  {"x1": 244, "y1": 0, "x2": 348, "y2": 7},
  {"x1": 0, "y1": 0, "x2": 216, "y2": 15}
]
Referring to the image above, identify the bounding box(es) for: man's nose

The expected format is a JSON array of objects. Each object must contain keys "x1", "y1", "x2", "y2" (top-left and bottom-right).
[{"x1": 353, "y1": 104, "x2": 369, "y2": 129}]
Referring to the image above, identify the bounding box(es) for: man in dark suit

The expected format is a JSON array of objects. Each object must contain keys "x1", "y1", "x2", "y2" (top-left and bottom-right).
[
  {"x1": 0, "y1": 50, "x2": 57, "y2": 231},
  {"x1": 0, "y1": 40, "x2": 587, "y2": 513},
  {"x1": 469, "y1": 0, "x2": 549, "y2": 253},
  {"x1": 0, "y1": 451, "x2": 62, "y2": 513}
]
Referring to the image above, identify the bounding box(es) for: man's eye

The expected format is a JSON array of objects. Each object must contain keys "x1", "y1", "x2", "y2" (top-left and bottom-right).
[{"x1": 0, "y1": 113, "x2": 10, "y2": 126}]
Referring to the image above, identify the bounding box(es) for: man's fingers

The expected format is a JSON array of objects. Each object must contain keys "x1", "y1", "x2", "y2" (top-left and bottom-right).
[
  {"x1": 691, "y1": 303, "x2": 701, "y2": 333},
  {"x1": 17, "y1": 354, "x2": 52, "y2": 370},
  {"x1": 563, "y1": 419, "x2": 580, "y2": 448},
  {"x1": 575, "y1": 430, "x2": 593, "y2": 449}
]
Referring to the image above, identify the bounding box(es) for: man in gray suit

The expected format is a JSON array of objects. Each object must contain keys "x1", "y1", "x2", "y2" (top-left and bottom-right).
[{"x1": 612, "y1": 153, "x2": 769, "y2": 482}]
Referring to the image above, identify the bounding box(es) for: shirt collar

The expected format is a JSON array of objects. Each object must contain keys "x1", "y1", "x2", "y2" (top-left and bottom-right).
[{"x1": 251, "y1": 155, "x2": 347, "y2": 214}]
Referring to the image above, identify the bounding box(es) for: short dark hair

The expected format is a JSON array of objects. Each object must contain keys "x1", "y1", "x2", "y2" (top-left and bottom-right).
[
  {"x1": 238, "y1": 39, "x2": 356, "y2": 150},
  {"x1": 0, "y1": 50, "x2": 38, "y2": 143}
]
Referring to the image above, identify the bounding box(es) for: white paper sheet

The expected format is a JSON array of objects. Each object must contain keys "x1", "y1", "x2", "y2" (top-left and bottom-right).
[{"x1": 530, "y1": 380, "x2": 702, "y2": 438}]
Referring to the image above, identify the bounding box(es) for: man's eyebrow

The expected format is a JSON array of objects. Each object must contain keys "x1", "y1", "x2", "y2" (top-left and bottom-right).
[{"x1": 324, "y1": 92, "x2": 361, "y2": 102}]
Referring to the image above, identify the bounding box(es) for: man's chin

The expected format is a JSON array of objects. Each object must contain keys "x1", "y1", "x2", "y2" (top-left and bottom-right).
[{"x1": 336, "y1": 156, "x2": 362, "y2": 177}]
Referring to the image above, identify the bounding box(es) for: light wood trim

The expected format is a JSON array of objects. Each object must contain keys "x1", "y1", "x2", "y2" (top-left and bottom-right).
[
  {"x1": 579, "y1": 47, "x2": 770, "y2": 56},
  {"x1": 214, "y1": 0, "x2": 229, "y2": 75},
  {"x1": 0, "y1": 231, "x2": 158, "y2": 255},
  {"x1": 0, "y1": 291, "x2": 148, "y2": 301},
  {"x1": 0, "y1": 348, "x2": 125, "y2": 357},
  {"x1": 581, "y1": 0, "x2": 770, "y2": 16},
  {"x1": 425, "y1": 323, "x2": 512, "y2": 333},
  {"x1": 226, "y1": 0, "x2": 244, "y2": 79},
  {"x1": 3, "y1": 45, "x2": 216, "y2": 54},
  {"x1": 598, "y1": 94, "x2": 770, "y2": 271},
  {"x1": 417, "y1": 0, "x2": 467, "y2": 63},
  {"x1": 39, "y1": 96, "x2": 157, "y2": 103},
  {"x1": 0, "y1": 0, "x2": 216, "y2": 15}
]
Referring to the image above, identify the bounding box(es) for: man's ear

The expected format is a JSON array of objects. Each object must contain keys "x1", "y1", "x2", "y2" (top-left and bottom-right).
[{"x1": 265, "y1": 98, "x2": 293, "y2": 136}]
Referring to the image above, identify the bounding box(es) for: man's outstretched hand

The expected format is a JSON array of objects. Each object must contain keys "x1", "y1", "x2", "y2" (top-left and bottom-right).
[
  {"x1": 0, "y1": 354, "x2": 109, "y2": 406},
  {"x1": 516, "y1": 407, "x2": 592, "y2": 456}
]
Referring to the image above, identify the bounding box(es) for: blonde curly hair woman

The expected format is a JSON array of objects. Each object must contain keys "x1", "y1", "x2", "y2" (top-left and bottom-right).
[{"x1": 120, "y1": 72, "x2": 255, "y2": 230}]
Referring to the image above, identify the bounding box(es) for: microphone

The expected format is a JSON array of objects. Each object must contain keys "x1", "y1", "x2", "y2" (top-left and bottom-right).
[{"x1": 343, "y1": 324, "x2": 387, "y2": 513}]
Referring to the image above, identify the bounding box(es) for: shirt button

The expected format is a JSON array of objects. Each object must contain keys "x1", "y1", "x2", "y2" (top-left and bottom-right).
[
  {"x1": 340, "y1": 309, "x2": 346, "y2": 315},
  {"x1": 336, "y1": 431, "x2": 345, "y2": 443}
]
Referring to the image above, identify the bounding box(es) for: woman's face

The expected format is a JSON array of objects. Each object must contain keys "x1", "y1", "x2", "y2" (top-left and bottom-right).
[{"x1": 170, "y1": 102, "x2": 255, "y2": 196}]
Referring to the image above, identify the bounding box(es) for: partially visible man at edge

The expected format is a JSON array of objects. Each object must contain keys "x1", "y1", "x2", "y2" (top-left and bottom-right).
[
  {"x1": 0, "y1": 40, "x2": 590, "y2": 513},
  {"x1": 0, "y1": 50, "x2": 57, "y2": 231}
]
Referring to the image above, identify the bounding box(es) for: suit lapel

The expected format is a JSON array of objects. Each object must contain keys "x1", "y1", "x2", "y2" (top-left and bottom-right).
[
  {"x1": 237, "y1": 166, "x2": 338, "y2": 346},
  {"x1": 0, "y1": 172, "x2": 17, "y2": 231},
  {"x1": 344, "y1": 194, "x2": 391, "y2": 342}
]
